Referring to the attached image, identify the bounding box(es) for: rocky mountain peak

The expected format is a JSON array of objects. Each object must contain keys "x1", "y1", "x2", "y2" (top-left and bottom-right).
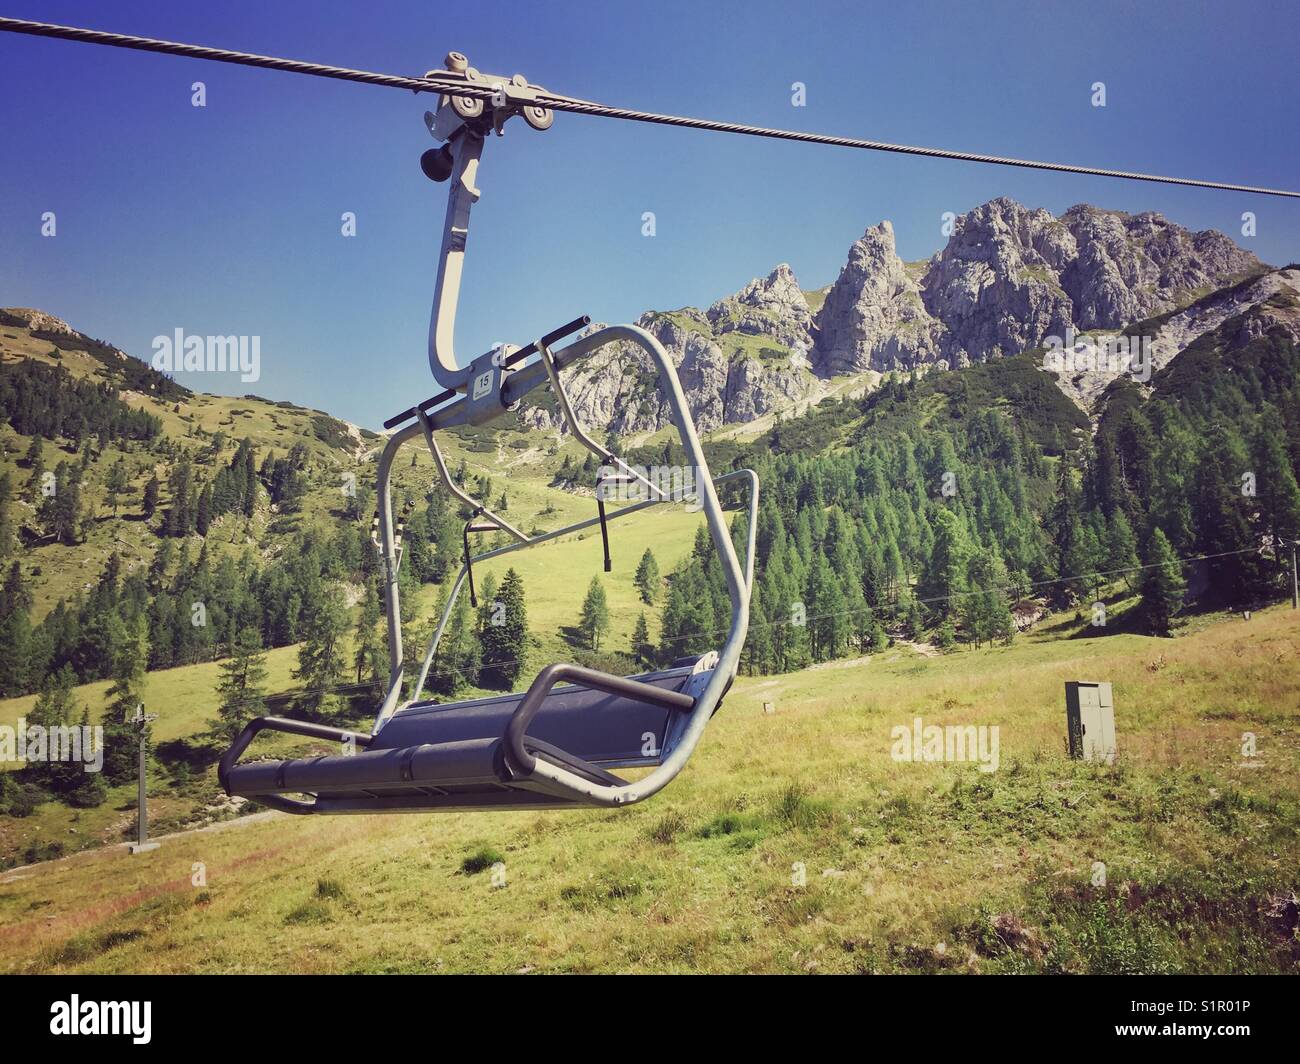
[
  {"x1": 0, "y1": 307, "x2": 79, "y2": 336},
  {"x1": 812, "y1": 221, "x2": 942, "y2": 375},
  {"x1": 916, "y1": 199, "x2": 1076, "y2": 366},
  {"x1": 707, "y1": 263, "x2": 812, "y2": 349},
  {"x1": 1057, "y1": 203, "x2": 1262, "y2": 328},
  {"x1": 522, "y1": 196, "x2": 1270, "y2": 437},
  {"x1": 712, "y1": 262, "x2": 804, "y2": 313},
  {"x1": 811, "y1": 197, "x2": 1264, "y2": 373}
]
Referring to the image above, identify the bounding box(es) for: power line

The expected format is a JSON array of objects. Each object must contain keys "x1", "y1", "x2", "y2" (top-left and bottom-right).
[
  {"x1": 647, "y1": 544, "x2": 1264, "y2": 651},
  {"x1": 203, "y1": 543, "x2": 1263, "y2": 711},
  {"x1": 2, "y1": 16, "x2": 1297, "y2": 199}
]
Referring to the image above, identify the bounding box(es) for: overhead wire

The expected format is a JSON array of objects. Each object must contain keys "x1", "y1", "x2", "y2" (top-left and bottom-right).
[
  {"x1": 202, "y1": 544, "x2": 1268, "y2": 713},
  {"x1": 1, "y1": 16, "x2": 1297, "y2": 198}
]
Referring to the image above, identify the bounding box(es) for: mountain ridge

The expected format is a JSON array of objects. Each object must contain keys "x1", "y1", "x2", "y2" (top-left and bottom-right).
[{"x1": 521, "y1": 197, "x2": 1273, "y2": 437}]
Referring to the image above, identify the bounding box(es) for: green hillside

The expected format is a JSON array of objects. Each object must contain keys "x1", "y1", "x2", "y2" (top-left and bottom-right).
[
  {"x1": 1, "y1": 604, "x2": 1296, "y2": 974},
  {"x1": 4, "y1": 286, "x2": 1300, "y2": 886},
  {"x1": 0, "y1": 308, "x2": 725, "y2": 867}
]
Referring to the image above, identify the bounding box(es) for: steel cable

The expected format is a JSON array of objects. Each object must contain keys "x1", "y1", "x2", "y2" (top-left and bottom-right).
[{"x1": 2, "y1": 16, "x2": 1297, "y2": 198}]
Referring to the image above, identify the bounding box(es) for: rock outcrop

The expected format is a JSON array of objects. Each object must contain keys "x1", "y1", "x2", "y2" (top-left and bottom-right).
[
  {"x1": 1059, "y1": 204, "x2": 1261, "y2": 329},
  {"x1": 0, "y1": 307, "x2": 79, "y2": 336},
  {"x1": 917, "y1": 198, "x2": 1077, "y2": 367},
  {"x1": 520, "y1": 198, "x2": 1266, "y2": 435},
  {"x1": 812, "y1": 221, "x2": 942, "y2": 374},
  {"x1": 520, "y1": 265, "x2": 823, "y2": 436}
]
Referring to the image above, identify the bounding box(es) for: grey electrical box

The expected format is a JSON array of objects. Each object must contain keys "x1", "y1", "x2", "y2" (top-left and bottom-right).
[{"x1": 1065, "y1": 682, "x2": 1116, "y2": 764}]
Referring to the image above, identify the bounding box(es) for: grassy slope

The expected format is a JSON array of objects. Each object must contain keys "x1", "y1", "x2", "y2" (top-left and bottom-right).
[
  {"x1": 0, "y1": 496, "x2": 707, "y2": 743},
  {"x1": 0, "y1": 605, "x2": 1296, "y2": 974},
  {"x1": 1, "y1": 320, "x2": 371, "y2": 621},
  {"x1": 0, "y1": 343, "x2": 718, "y2": 866},
  {"x1": 0, "y1": 315, "x2": 722, "y2": 869}
]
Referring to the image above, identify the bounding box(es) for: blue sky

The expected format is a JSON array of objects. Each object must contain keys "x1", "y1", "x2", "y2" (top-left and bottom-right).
[{"x1": 2, "y1": 0, "x2": 1298, "y2": 428}]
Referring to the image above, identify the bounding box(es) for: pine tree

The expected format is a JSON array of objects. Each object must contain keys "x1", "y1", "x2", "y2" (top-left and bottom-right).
[
  {"x1": 25, "y1": 438, "x2": 44, "y2": 502},
  {"x1": 1, "y1": 559, "x2": 32, "y2": 618},
  {"x1": 631, "y1": 611, "x2": 652, "y2": 666},
  {"x1": 1105, "y1": 509, "x2": 1141, "y2": 592},
  {"x1": 962, "y1": 549, "x2": 1012, "y2": 649},
  {"x1": 101, "y1": 615, "x2": 150, "y2": 783},
  {"x1": 40, "y1": 461, "x2": 84, "y2": 545},
  {"x1": 480, "y1": 568, "x2": 527, "y2": 689},
  {"x1": 0, "y1": 472, "x2": 13, "y2": 560},
  {"x1": 62, "y1": 709, "x2": 109, "y2": 808},
  {"x1": 805, "y1": 552, "x2": 847, "y2": 661},
  {"x1": 351, "y1": 582, "x2": 386, "y2": 687},
  {"x1": 239, "y1": 438, "x2": 258, "y2": 518},
  {"x1": 741, "y1": 589, "x2": 772, "y2": 674},
  {"x1": 196, "y1": 484, "x2": 213, "y2": 536},
  {"x1": 433, "y1": 593, "x2": 481, "y2": 695},
  {"x1": 167, "y1": 459, "x2": 194, "y2": 536},
  {"x1": 1193, "y1": 428, "x2": 1265, "y2": 607},
  {"x1": 925, "y1": 508, "x2": 970, "y2": 613},
  {"x1": 293, "y1": 588, "x2": 347, "y2": 719},
  {"x1": 764, "y1": 548, "x2": 809, "y2": 671},
  {"x1": 1047, "y1": 458, "x2": 1081, "y2": 594},
  {"x1": 476, "y1": 572, "x2": 499, "y2": 634},
  {"x1": 211, "y1": 628, "x2": 268, "y2": 740},
  {"x1": 634, "y1": 548, "x2": 660, "y2": 605},
  {"x1": 25, "y1": 671, "x2": 107, "y2": 807},
  {"x1": 578, "y1": 576, "x2": 611, "y2": 651},
  {"x1": 28, "y1": 667, "x2": 76, "y2": 728},
  {"x1": 105, "y1": 459, "x2": 130, "y2": 516},
  {"x1": 1064, "y1": 519, "x2": 1106, "y2": 604},
  {"x1": 900, "y1": 593, "x2": 925, "y2": 640},
  {"x1": 659, "y1": 558, "x2": 720, "y2": 663},
  {"x1": 868, "y1": 620, "x2": 889, "y2": 652},
  {"x1": 935, "y1": 615, "x2": 957, "y2": 652},
  {"x1": 142, "y1": 473, "x2": 160, "y2": 519},
  {"x1": 1140, "y1": 528, "x2": 1186, "y2": 637}
]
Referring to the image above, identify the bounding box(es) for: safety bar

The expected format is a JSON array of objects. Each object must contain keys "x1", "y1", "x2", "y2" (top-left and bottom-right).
[
  {"x1": 371, "y1": 325, "x2": 751, "y2": 811},
  {"x1": 418, "y1": 410, "x2": 527, "y2": 543},
  {"x1": 385, "y1": 314, "x2": 590, "y2": 429},
  {"x1": 537, "y1": 339, "x2": 667, "y2": 505},
  {"x1": 218, "y1": 716, "x2": 375, "y2": 801},
  {"x1": 504, "y1": 663, "x2": 694, "y2": 777},
  {"x1": 462, "y1": 518, "x2": 501, "y2": 606},
  {"x1": 593, "y1": 470, "x2": 630, "y2": 572},
  {"x1": 502, "y1": 316, "x2": 591, "y2": 368},
  {"x1": 389, "y1": 466, "x2": 759, "y2": 733}
]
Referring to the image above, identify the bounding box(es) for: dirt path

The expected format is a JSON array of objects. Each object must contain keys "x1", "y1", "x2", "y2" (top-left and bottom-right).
[
  {"x1": 895, "y1": 639, "x2": 940, "y2": 658},
  {"x1": 0, "y1": 809, "x2": 281, "y2": 884}
]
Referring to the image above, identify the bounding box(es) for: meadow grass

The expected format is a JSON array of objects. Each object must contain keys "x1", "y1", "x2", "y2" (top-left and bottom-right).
[{"x1": 0, "y1": 605, "x2": 1295, "y2": 973}]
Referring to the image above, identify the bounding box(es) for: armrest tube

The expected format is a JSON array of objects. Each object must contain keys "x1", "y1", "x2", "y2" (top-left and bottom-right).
[
  {"x1": 504, "y1": 663, "x2": 694, "y2": 775},
  {"x1": 502, "y1": 315, "x2": 590, "y2": 367},
  {"x1": 219, "y1": 716, "x2": 374, "y2": 793}
]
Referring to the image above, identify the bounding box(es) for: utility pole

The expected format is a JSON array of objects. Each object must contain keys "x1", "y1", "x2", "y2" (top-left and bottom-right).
[
  {"x1": 127, "y1": 703, "x2": 160, "y2": 855},
  {"x1": 1292, "y1": 540, "x2": 1299, "y2": 610}
]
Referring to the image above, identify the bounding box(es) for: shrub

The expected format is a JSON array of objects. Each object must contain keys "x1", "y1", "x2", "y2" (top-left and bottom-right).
[
  {"x1": 460, "y1": 846, "x2": 505, "y2": 875},
  {"x1": 646, "y1": 810, "x2": 687, "y2": 844}
]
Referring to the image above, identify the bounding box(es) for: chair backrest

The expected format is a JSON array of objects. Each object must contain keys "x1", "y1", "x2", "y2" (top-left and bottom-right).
[{"x1": 375, "y1": 665, "x2": 699, "y2": 766}]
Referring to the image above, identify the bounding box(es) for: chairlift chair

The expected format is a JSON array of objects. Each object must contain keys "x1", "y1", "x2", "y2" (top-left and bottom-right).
[{"x1": 220, "y1": 53, "x2": 756, "y2": 813}]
